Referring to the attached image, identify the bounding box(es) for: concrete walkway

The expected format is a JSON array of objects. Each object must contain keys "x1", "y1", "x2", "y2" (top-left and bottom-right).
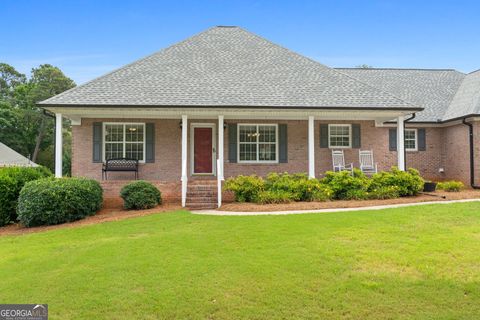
[{"x1": 191, "y1": 198, "x2": 480, "y2": 216}]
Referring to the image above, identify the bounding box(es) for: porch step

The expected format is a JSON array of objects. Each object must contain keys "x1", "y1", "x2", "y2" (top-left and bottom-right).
[{"x1": 186, "y1": 181, "x2": 217, "y2": 210}]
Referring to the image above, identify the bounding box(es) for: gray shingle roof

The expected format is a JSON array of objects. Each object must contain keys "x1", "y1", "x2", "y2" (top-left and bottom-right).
[
  {"x1": 39, "y1": 26, "x2": 417, "y2": 110},
  {"x1": 442, "y1": 70, "x2": 480, "y2": 121},
  {"x1": 335, "y1": 68, "x2": 465, "y2": 122}
]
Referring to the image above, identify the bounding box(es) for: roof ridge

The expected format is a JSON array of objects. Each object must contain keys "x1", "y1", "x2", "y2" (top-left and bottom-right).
[
  {"x1": 39, "y1": 26, "x2": 219, "y2": 105},
  {"x1": 335, "y1": 67, "x2": 462, "y2": 72},
  {"x1": 236, "y1": 27, "x2": 418, "y2": 109}
]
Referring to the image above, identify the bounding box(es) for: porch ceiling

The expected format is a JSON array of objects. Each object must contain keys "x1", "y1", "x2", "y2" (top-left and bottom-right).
[{"x1": 44, "y1": 106, "x2": 414, "y2": 124}]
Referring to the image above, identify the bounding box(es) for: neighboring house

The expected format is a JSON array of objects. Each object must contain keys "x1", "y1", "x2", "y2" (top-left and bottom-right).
[
  {"x1": 38, "y1": 26, "x2": 480, "y2": 208},
  {"x1": 0, "y1": 142, "x2": 38, "y2": 167}
]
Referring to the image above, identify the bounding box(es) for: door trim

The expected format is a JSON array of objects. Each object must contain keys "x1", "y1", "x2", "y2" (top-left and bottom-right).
[{"x1": 190, "y1": 123, "x2": 216, "y2": 176}]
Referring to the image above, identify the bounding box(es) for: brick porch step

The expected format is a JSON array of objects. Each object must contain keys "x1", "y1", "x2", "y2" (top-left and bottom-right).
[{"x1": 186, "y1": 181, "x2": 218, "y2": 210}]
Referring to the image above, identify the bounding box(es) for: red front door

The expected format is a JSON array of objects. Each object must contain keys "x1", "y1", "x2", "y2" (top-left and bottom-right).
[{"x1": 194, "y1": 127, "x2": 213, "y2": 174}]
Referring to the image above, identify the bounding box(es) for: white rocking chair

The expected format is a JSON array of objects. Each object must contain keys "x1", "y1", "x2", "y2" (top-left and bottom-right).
[
  {"x1": 359, "y1": 150, "x2": 378, "y2": 175},
  {"x1": 332, "y1": 150, "x2": 353, "y2": 173}
]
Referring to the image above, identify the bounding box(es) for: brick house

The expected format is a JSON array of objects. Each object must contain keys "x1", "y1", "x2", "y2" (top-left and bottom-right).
[{"x1": 39, "y1": 26, "x2": 480, "y2": 208}]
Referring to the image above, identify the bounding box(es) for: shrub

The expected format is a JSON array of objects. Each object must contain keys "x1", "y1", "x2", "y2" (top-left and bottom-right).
[
  {"x1": 370, "y1": 167, "x2": 424, "y2": 197},
  {"x1": 437, "y1": 181, "x2": 464, "y2": 192},
  {"x1": 296, "y1": 179, "x2": 333, "y2": 202},
  {"x1": 257, "y1": 190, "x2": 295, "y2": 204},
  {"x1": 367, "y1": 186, "x2": 401, "y2": 200},
  {"x1": 17, "y1": 178, "x2": 103, "y2": 227},
  {"x1": 120, "y1": 181, "x2": 162, "y2": 210},
  {"x1": 0, "y1": 166, "x2": 52, "y2": 226},
  {"x1": 224, "y1": 175, "x2": 264, "y2": 202},
  {"x1": 321, "y1": 169, "x2": 370, "y2": 200},
  {"x1": 265, "y1": 172, "x2": 309, "y2": 201}
]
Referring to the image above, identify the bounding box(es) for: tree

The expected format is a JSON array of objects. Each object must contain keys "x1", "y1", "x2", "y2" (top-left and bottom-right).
[
  {"x1": 356, "y1": 64, "x2": 373, "y2": 69},
  {"x1": 0, "y1": 62, "x2": 75, "y2": 172},
  {"x1": 0, "y1": 63, "x2": 26, "y2": 101},
  {"x1": 26, "y1": 64, "x2": 75, "y2": 162}
]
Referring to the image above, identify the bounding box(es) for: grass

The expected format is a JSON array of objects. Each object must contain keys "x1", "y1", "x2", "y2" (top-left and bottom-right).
[{"x1": 1, "y1": 203, "x2": 480, "y2": 319}]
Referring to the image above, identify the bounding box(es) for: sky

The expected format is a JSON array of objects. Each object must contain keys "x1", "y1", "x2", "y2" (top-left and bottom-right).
[{"x1": 1, "y1": 0, "x2": 479, "y2": 84}]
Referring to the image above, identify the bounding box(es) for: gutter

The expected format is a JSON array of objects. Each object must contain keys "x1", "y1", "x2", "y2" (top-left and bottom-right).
[
  {"x1": 462, "y1": 118, "x2": 480, "y2": 189},
  {"x1": 403, "y1": 113, "x2": 416, "y2": 169}
]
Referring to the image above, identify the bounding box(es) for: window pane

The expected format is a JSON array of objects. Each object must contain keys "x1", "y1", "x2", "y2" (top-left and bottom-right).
[
  {"x1": 126, "y1": 124, "x2": 144, "y2": 142},
  {"x1": 259, "y1": 143, "x2": 276, "y2": 161},
  {"x1": 405, "y1": 130, "x2": 416, "y2": 140},
  {"x1": 405, "y1": 140, "x2": 416, "y2": 150},
  {"x1": 329, "y1": 125, "x2": 350, "y2": 147},
  {"x1": 239, "y1": 125, "x2": 257, "y2": 143},
  {"x1": 105, "y1": 124, "x2": 124, "y2": 142},
  {"x1": 259, "y1": 126, "x2": 276, "y2": 143},
  {"x1": 105, "y1": 143, "x2": 123, "y2": 160},
  {"x1": 239, "y1": 143, "x2": 257, "y2": 161},
  {"x1": 126, "y1": 143, "x2": 144, "y2": 160}
]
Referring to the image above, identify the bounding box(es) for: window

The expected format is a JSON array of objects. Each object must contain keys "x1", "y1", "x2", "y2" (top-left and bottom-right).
[
  {"x1": 104, "y1": 123, "x2": 145, "y2": 161},
  {"x1": 238, "y1": 124, "x2": 277, "y2": 163},
  {"x1": 404, "y1": 129, "x2": 417, "y2": 151},
  {"x1": 328, "y1": 124, "x2": 351, "y2": 148}
]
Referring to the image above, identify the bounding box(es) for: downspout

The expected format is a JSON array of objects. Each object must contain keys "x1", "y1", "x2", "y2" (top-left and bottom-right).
[
  {"x1": 462, "y1": 118, "x2": 480, "y2": 189},
  {"x1": 403, "y1": 113, "x2": 416, "y2": 169}
]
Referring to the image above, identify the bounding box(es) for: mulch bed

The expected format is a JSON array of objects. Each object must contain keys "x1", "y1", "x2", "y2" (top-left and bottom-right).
[
  {"x1": 0, "y1": 203, "x2": 182, "y2": 237},
  {"x1": 219, "y1": 190, "x2": 480, "y2": 212}
]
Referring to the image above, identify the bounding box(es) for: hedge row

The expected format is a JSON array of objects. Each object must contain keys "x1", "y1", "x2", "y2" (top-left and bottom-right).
[
  {"x1": 0, "y1": 166, "x2": 52, "y2": 226},
  {"x1": 224, "y1": 167, "x2": 425, "y2": 204}
]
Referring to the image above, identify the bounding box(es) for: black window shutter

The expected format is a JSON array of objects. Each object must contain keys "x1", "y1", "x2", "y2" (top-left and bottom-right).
[
  {"x1": 93, "y1": 122, "x2": 103, "y2": 162},
  {"x1": 320, "y1": 124, "x2": 329, "y2": 148},
  {"x1": 352, "y1": 124, "x2": 361, "y2": 148},
  {"x1": 418, "y1": 128, "x2": 426, "y2": 151},
  {"x1": 279, "y1": 124, "x2": 288, "y2": 163},
  {"x1": 389, "y1": 128, "x2": 397, "y2": 151},
  {"x1": 145, "y1": 123, "x2": 155, "y2": 163},
  {"x1": 228, "y1": 123, "x2": 237, "y2": 163}
]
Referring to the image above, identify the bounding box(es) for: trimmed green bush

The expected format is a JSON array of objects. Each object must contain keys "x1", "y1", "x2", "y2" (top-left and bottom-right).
[
  {"x1": 224, "y1": 175, "x2": 264, "y2": 202},
  {"x1": 257, "y1": 190, "x2": 295, "y2": 204},
  {"x1": 370, "y1": 167, "x2": 424, "y2": 196},
  {"x1": 437, "y1": 181, "x2": 464, "y2": 192},
  {"x1": 265, "y1": 172, "x2": 308, "y2": 201},
  {"x1": 120, "y1": 181, "x2": 162, "y2": 210},
  {"x1": 367, "y1": 186, "x2": 401, "y2": 200},
  {"x1": 296, "y1": 178, "x2": 333, "y2": 202},
  {"x1": 0, "y1": 166, "x2": 52, "y2": 226},
  {"x1": 17, "y1": 178, "x2": 103, "y2": 227},
  {"x1": 321, "y1": 169, "x2": 370, "y2": 200}
]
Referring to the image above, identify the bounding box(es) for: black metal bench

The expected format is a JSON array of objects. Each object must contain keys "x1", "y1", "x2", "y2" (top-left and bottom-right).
[{"x1": 102, "y1": 158, "x2": 139, "y2": 180}]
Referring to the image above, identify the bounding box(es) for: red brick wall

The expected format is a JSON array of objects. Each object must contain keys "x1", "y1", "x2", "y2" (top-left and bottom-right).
[{"x1": 72, "y1": 118, "x2": 474, "y2": 201}]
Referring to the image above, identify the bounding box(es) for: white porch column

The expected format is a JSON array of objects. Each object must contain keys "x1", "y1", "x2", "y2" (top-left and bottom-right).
[
  {"x1": 55, "y1": 113, "x2": 63, "y2": 178},
  {"x1": 181, "y1": 115, "x2": 188, "y2": 207},
  {"x1": 308, "y1": 116, "x2": 315, "y2": 179},
  {"x1": 217, "y1": 115, "x2": 224, "y2": 208},
  {"x1": 397, "y1": 115, "x2": 405, "y2": 171}
]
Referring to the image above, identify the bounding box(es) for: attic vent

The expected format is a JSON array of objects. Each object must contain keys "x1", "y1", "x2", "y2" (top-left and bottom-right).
[{"x1": 216, "y1": 25, "x2": 238, "y2": 28}]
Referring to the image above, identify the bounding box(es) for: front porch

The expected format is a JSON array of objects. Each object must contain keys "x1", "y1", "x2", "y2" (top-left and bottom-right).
[{"x1": 50, "y1": 107, "x2": 413, "y2": 208}]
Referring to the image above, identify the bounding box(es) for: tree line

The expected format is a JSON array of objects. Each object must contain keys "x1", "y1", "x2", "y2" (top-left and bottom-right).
[{"x1": 0, "y1": 63, "x2": 75, "y2": 174}]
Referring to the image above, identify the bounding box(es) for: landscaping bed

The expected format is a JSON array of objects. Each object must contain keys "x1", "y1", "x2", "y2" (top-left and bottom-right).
[
  {"x1": 0, "y1": 203, "x2": 182, "y2": 236},
  {"x1": 220, "y1": 189, "x2": 480, "y2": 211}
]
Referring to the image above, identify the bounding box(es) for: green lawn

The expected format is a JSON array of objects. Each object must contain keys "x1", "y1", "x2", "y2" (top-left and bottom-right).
[{"x1": 1, "y1": 203, "x2": 480, "y2": 319}]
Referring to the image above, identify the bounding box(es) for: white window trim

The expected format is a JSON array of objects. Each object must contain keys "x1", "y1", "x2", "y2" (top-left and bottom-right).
[
  {"x1": 328, "y1": 124, "x2": 352, "y2": 149},
  {"x1": 405, "y1": 128, "x2": 418, "y2": 152},
  {"x1": 237, "y1": 123, "x2": 279, "y2": 164},
  {"x1": 102, "y1": 122, "x2": 146, "y2": 163}
]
